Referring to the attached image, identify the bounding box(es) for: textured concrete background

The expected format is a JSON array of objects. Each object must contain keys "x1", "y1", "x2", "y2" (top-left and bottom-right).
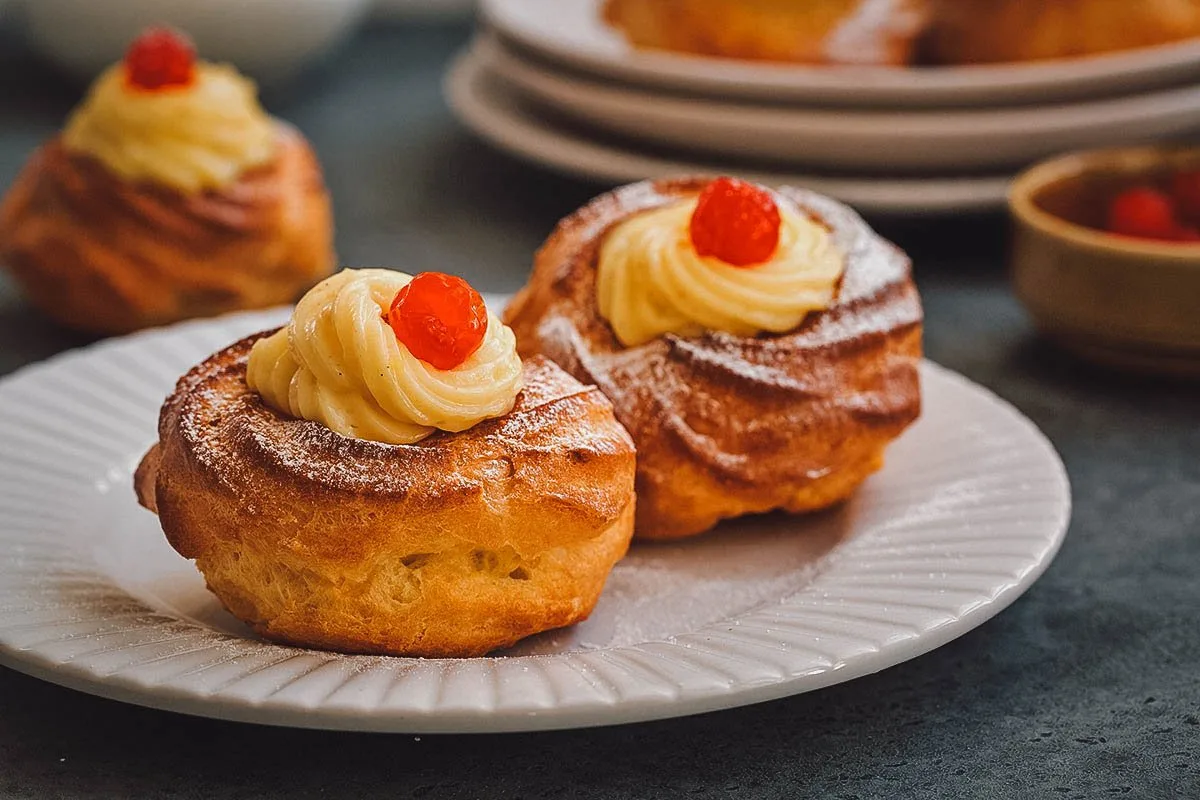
[{"x1": 0, "y1": 22, "x2": 1197, "y2": 800}]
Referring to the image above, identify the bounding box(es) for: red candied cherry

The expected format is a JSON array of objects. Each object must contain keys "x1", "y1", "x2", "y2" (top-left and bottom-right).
[
  {"x1": 387, "y1": 272, "x2": 488, "y2": 371},
  {"x1": 1169, "y1": 169, "x2": 1200, "y2": 224},
  {"x1": 1106, "y1": 187, "x2": 1180, "y2": 241},
  {"x1": 124, "y1": 26, "x2": 196, "y2": 91},
  {"x1": 689, "y1": 177, "x2": 781, "y2": 267}
]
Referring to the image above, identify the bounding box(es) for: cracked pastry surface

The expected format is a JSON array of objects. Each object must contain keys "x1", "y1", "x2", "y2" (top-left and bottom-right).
[
  {"x1": 135, "y1": 333, "x2": 636, "y2": 657},
  {"x1": 504, "y1": 177, "x2": 923, "y2": 539},
  {"x1": 0, "y1": 129, "x2": 333, "y2": 334}
]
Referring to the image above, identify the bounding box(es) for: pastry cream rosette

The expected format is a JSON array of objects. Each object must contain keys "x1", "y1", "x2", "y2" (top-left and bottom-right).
[
  {"x1": 62, "y1": 62, "x2": 276, "y2": 193},
  {"x1": 135, "y1": 265, "x2": 636, "y2": 657},
  {"x1": 596, "y1": 197, "x2": 846, "y2": 347},
  {"x1": 504, "y1": 177, "x2": 922, "y2": 539},
  {"x1": 0, "y1": 27, "x2": 335, "y2": 335},
  {"x1": 247, "y1": 269, "x2": 524, "y2": 445}
]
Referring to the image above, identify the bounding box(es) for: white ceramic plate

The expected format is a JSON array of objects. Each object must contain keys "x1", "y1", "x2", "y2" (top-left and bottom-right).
[
  {"x1": 481, "y1": 0, "x2": 1200, "y2": 108},
  {"x1": 0, "y1": 304, "x2": 1069, "y2": 733},
  {"x1": 444, "y1": 49, "x2": 1012, "y2": 215},
  {"x1": 480, "y1": 35, "x2": 1200, "y2": 173}
]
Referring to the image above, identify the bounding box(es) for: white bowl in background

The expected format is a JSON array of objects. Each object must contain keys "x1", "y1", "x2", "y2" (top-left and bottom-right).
[{"x1": 24, "y1": 0, "x2": 372, "y2": 85}]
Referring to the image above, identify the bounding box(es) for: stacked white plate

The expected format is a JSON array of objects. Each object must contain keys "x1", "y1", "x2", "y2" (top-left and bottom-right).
[{"x1": 446, "y1": 0, "x2": 1200, "y2": 214}]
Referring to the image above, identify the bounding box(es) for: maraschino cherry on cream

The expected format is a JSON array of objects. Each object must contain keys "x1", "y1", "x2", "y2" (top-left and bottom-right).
[
  {"x1": 246, "y1": 269, "x2": 523, "y2": 445},
  {"x1": 388, "y1": 272, "x2": 488, "y2": 371},
  {"x1": 123, "y1": 27, "x2": 197, "y2": 91},
  {"x1": 689, "y1": 177, "x2": 782, "y2": 267},
  {"x1": 60, "y1": 24, "x2": 279, "y2": 193},
  {"x1": 594, "y1": 176, "x2": 846, "y2": 347},
  {"x1": 504, "y1": 176, "x2": 920, "y2": 540}
]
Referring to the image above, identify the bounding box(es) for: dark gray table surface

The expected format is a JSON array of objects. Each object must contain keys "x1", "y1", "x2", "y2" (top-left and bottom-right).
[{"x1": 0, "y1": 21, "x2": 1197, "y2": 800}]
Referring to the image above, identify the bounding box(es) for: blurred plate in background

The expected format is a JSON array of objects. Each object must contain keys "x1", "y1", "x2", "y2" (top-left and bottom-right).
[
  {"x1": 444, "y1": 47, "x2": 1012, "y2": 216},
  {"x1": 481, "y1": 0, "x2": 1200, "y2": 108},
  {"x1": 480, "y1": 35, "x2": 1200, "y2": 173}
]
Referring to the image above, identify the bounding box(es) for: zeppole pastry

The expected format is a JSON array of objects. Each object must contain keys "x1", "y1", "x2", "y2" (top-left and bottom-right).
[
  {"x1": 924, "y1": 0, "x2": 1200, "y2": 64},
  {"x1": 0, "y1": 27, "x2": 334, "y2": 335},
  {"x1": 134, "y1": 269, "x2": 636, "y2": 657},
  {"x1": 602, "y1": 0, "x2": 930, "y2": 65},
  {"x1": 505, "y1": 177, "x2": 922, "y2": 540}
]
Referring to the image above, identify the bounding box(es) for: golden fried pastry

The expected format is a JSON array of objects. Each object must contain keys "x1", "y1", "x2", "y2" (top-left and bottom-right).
[
  {"x1": 925, "y1": 0, "x2": 1200, "y2": 64},
  {"x1": 603, "y1": 0, "x2": 930, "y2": 65},
  {"x1": 1, "y1": 132, "x2": 331, "y2": 335},
  {"x1": 135, "y1": 269, "x2": 636, "y2": 657},
  {"x1": 0, "y1": 27, "x2": 334, "y2": 335},
  {"x1": 504, "y1": 177, "x2": 922, "y2": 540}
]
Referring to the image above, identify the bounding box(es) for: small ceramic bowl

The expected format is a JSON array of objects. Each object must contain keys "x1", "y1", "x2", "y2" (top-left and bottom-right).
[{"x1": 1009, "y1": 146, "x2": 1200, "y2": 378}]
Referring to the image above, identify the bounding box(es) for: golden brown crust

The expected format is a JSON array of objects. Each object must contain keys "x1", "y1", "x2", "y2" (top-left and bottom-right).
[
  {"x1": 0, "y1": 124, "x2": 334, "y2": 335},
  {"x1": 603, "y1": 0, "x2": 929, "y2": 65},
  {"x1": 504, "y1": 177, "x2": 922, "y2": 540},
  {"x1": 134, "y1": 338, "x2": 636, "y2": 657},
  {"x1": 924, "y1": 0, "x2": 1200, "y2": 64}
]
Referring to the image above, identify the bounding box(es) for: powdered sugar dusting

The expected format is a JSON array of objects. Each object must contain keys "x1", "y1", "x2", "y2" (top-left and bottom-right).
[
  {"x1": 508, "y1": 178, "x2": 921, "y2": 493},
  {"x1": 155, "y1": 337, "x2": 631, "y2": 523}
]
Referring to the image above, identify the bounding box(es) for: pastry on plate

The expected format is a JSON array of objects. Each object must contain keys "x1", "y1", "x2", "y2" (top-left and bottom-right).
[
  {"x1": 504, "y1": 177, "x2": 922, "y2": 540},
  {"x1": 0, "y1": 27, "x2": 334, "y2": 335},
  {"x1": 602, "y1": 0, "x2": 930, "y2": 65},
  {"x1": 925, "y1": 0, "x2": 1200, "y2": 64},
  {"x1": 134, "y1": 269, "x2": 636, "y2": 657}
]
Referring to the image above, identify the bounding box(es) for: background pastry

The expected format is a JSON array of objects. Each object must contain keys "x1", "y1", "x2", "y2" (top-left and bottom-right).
[
  {"x1": 135, "y1": 269, "x2": 636, "y2": 657},
  {"x1": 603, "y1": 0, "x2": 930, "y2": 65},
  {"x1": 924, "y1": 0, "x2": 1200, "y2": 64},
  {"x1": 505, "y1": 177, "x2": 922, "y2": 540},
  {"x1": 0, "y1": 27, "x2": 334, "y2": 335}
]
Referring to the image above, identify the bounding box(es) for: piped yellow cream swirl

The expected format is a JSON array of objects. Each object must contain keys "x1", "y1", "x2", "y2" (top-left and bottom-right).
[
  {"x1": 246, "y1": 269, "x2": 523, "y2": 445},
  {"x1": 596, "y1": 196, "x2": 846, "y2": 347},
  {"x1": 62, "y1": 63, "x2": 276, "y2": 193}
]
